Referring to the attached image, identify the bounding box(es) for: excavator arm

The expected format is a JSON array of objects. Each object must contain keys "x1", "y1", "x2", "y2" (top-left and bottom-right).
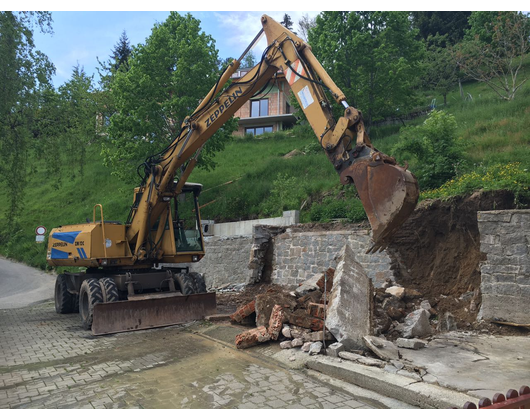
[{"x1": 126, "y1": 14, "x2": 419, "y2": 260}]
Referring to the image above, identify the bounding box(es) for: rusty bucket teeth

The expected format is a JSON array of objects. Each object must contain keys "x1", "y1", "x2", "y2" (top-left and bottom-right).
[{"x1": 341, "y1": 156, "x2": 419, "y2": 252}]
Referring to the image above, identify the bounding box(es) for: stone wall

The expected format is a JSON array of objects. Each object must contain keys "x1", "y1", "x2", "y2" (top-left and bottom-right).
[
  {"x1": 192, "y1": 208, "x2": 530, "y2": 323},
  {"x1": 478, "y1": 210, "x2": 530, "y2": 324},
  {"x1": 188, "y1": 227, "x2": 396, "y2": 291},
  {"x1": 271, "y1": 229, "x2": 395, "y2": 289},
  {"x1": 191, "y1": 235, "x2": 253, "y2": 289}
]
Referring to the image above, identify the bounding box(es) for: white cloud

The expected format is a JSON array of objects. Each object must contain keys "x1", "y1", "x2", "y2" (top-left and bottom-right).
[{"x1": 215, "y1": 11, "x2": 320, "y2": 59}]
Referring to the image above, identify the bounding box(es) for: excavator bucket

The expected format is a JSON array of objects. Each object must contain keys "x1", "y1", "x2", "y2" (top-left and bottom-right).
[
  {"x1": 341, "y1": 155, "x2": 419, "y2": 253},
  {"x1": 91, "y1": 292, "x2": 216, "y2": 335}
]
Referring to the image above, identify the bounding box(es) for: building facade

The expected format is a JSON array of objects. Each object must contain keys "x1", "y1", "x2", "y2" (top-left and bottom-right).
[{"x1": 231, "y1": 68, "x2": 297, "y2": 136}]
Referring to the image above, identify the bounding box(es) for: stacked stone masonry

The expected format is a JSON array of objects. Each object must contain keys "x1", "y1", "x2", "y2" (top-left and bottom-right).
[
  {"x1": 187, "y1": 228, "x2": 395, "y2": 290},
  {"x1": 271, "y1": 229, "x2": 395, "y2": 289},
  {"x1": 192, "y1": 211, "x2": 529, "y2": 325},
  {"x1": 478, "y1": 210, "x2": 530, "y2": 324},
  {"x1": 191, "y1": 235, "x2": 254, "y2": 289}
]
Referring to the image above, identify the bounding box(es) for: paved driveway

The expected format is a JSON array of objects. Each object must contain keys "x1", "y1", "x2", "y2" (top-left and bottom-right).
[{"x1": 0, "y1": 300, "x2": 376, "y2": 409}]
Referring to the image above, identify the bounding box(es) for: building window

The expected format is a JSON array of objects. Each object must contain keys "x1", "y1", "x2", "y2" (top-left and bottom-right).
[
  {"x1": 251, "y1": 98, "x2": 269, "y2": 117},
  {"x1": 245, "y1": 126, "x2": 273, "y2": 136}
]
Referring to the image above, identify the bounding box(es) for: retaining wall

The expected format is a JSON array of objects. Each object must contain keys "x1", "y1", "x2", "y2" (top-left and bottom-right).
[
  {"x1": 192, "y1": 235, "x2": 254, "y2": 289},
  {"x1": 192, "y1": 209, "x2": 530, "y2": 322},
  {"x1": 192, "y1": 226, "x2": 395, "y2": 290},
  {"x1": 478, "y1": 210, "x2": 530, "y2": 324},
  {"x1": 271, "y1": 229, "x2": 395, "y2": 289}
]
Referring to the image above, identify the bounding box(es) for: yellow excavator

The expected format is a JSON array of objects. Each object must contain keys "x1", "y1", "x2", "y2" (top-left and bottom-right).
[{"x1": 47, "y1": 15, "x2": 418, "y2": 335}]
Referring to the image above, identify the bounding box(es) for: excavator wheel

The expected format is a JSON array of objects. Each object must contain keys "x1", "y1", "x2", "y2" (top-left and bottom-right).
[
  {"x1": 174, "y1": 273, "x2": 195, "y2": 295},
  {"x1": 79, "y1": 278, "x2": 104, "y2": 330},
  {"x1": 99, "y1": 278, "x2": 119, "y2": 303},
  {"x1": 189, "y1": 272, "x2": 207, "y2": 293},
  {"x1": 55, "y1": 274, "x2": 77, "y2": 314}
]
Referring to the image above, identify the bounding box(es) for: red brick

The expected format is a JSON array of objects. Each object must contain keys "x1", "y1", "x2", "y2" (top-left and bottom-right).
[
  {"x1": 286, "y1": 311, "x2": 325, "y2": 331},
  {"x1": 267, "y1": 305, "x2": 285, "y2": 340},
  {"x1": 230, "y1": 300, "x2": 256, "y2": 323},
  {"x1": 316, "y1": 268, "x2": 335, "y2": 292},
  {"x1": 307, "y1": 303, "x2": 325, "y2": 319},
  {"x1": 235, "y1": 326, "x2": 271, "y2": 349}
]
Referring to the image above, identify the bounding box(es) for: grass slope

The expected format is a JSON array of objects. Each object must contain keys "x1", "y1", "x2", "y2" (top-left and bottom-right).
[{"x1": 1, "y1": 76, "x2": 529, "y2": 270}]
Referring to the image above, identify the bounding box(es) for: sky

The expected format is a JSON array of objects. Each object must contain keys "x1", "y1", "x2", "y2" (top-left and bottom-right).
[{"x1": 31, "y1": 10, "x2": 320, "y2": 87}]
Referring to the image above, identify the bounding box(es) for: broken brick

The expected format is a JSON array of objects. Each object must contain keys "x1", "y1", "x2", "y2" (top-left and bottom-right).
[
  {"x1": 296, "y1": 290, "x2": 322, "y2": 307},
  {"x1": 286, "y1": 310, "x2": 325, "y2": 331},
  {"x1": 230, "y1": 300, "x2": 256, "y2": 323},
  {"x1": 255, "y1": 292, "x2": 297, "y2": 328},
  {"x1": 307, "y1": 303, "x2": 325, "y2": 319},
  {"x1": 316, "y1": 268, "x2": 335, "y2": 292},
  {"x1": 235, "y1": 326, "x2": 271, "y2": 349},
  {"x1": 267, "y1": 304, "x2": 285, "y2": 340}
]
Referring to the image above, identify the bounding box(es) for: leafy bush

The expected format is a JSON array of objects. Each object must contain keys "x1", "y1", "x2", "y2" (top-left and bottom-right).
[
  {"x1": 421, "y1": 162, "x2": 530, "y2": 202},
  {"x1": 309, "y1": 197, "x2": 366, "y2": 223},
  {"x1": 392, "y1": 110, "x2": 466, "y2": 189},
  {"x1": 261, "y1": 173, "x2": 305, "y2": 217}
]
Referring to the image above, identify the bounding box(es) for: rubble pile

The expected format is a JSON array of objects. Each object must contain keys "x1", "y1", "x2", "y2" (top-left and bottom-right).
[
  {"x1": 229, "y1": 260, "x2": 474, "y2": 354},
  {"x1": 373, "y1": 285, "x2": 462, "y2": 341},
  {"x1": 231, "y1": 269, "x2": 336, "y2": 351}
]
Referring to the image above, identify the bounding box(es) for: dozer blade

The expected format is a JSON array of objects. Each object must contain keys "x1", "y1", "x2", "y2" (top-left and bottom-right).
[
  {"x1": 341, "y1": 156, "x2": 419, "y2": 253},
  {"x1": 91, "y1": 292, "x2": 216, "y2": 336}
]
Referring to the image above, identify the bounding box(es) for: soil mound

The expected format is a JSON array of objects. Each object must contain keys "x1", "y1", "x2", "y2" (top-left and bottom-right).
[{"x1": 386, "y1": 190, "x2": 517, "y2": 328}]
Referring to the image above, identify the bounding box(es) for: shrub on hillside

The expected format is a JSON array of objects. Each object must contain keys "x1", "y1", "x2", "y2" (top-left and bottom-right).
[
  {"x1": 392, "y1": 110, "x2": 466, "y2": 189},
  {"x1": 309, "y1": 197, "x2": 366, "y2": 223}
]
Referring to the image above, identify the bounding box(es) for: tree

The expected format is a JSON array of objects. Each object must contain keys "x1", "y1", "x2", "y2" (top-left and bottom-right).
[
  {"x1": 96, "y1": 30, "x2": 133, "y2": 144},
  {"x1": 281, "y1": 14, "x2": 294, "y2": 31},
  {"x1": 241, "y1": 50, "x2": 256, "y2": 68},
  {"x1": 412, "y1": 12, "x2": 471, "y2": 45},
  {"x1": 98, "y1": 30, "x2": 132, "y2": 82},
  {"x1": 111, "y1": 30, "x2": 132, "y2": 72},
  {"x1": 31, "y1": 65, "x2": 97, "y2": 188},
  {"x1": 58, "y1": 64, "x2": 98, "y2": 175},
  {"x1": 298, "y1": 14, "x2": 316, "y2": 41},
  {"x1": 454, "y1": 12, "x2": 530, "y2": 101},
  {"x1": 0, "y1": 12, "x2": 54, "y2": 224},
  {"x1": 422, "y1": 34, "x2": 458, "y2": 105},
  {"x1": 103, "y1": 12, "x2": 237, "y2": 181},
  {"x1": 308, "y1": 12, "x2": 424, "y2": 127}
]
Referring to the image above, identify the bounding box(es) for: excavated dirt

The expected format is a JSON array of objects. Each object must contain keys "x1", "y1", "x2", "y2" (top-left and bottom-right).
[
  {"x1": 386, "y1": 190, "x2": 521, "y2": 332},
  {"x1": 216, "y1": 190, "x2": 528, "y2": 336}
]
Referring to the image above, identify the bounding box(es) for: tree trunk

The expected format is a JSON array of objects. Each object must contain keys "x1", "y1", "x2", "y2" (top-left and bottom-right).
[{"x1": 459, "y1": 79, "x2": 464, "y2": 99}]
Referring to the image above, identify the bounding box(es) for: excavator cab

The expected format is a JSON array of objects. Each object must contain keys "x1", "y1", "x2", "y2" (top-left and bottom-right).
[{"x1": 174, "y1": 183, "x2": 204, "y2": 253}]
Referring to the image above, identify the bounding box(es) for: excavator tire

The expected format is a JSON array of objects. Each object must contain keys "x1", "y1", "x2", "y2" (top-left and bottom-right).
[
  {"x1": 99, "y1": 278, "x2": 119, "y2": 303},
  {"x1": 55, "y1": 274, "x2": 77, "y2": 314},
  {"x1": 174, "y1": 273, "x2": 195, "y2": 296},
  {"x1": 79, "y1": 278, "x2": 104, "y2": 330},
  {"x1": 189, "y1": 272, "x2": 207, "y2": 293}
]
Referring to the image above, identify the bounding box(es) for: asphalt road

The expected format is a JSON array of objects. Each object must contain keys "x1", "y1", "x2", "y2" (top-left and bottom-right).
[{"x1": 0, "y1": 256, "x2": 55, "y2": 309}]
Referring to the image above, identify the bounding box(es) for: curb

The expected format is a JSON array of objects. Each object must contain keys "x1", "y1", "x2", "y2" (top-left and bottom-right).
[{"x1": 306, "y1": 356, "x2": 472, "y2": 409}]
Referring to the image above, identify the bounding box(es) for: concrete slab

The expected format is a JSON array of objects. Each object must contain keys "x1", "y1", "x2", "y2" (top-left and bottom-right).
[
  {"x1": 305, "y1": 330, "x2": 530, "y2": 407},
  {"x1": 398, "y1": 331, "x2": 530, "y2": 399}
]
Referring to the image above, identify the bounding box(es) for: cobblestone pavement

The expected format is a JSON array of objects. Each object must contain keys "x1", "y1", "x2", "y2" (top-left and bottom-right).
[{"x1": 0, "y1": 300, "x2": 376, "y2": 409}]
